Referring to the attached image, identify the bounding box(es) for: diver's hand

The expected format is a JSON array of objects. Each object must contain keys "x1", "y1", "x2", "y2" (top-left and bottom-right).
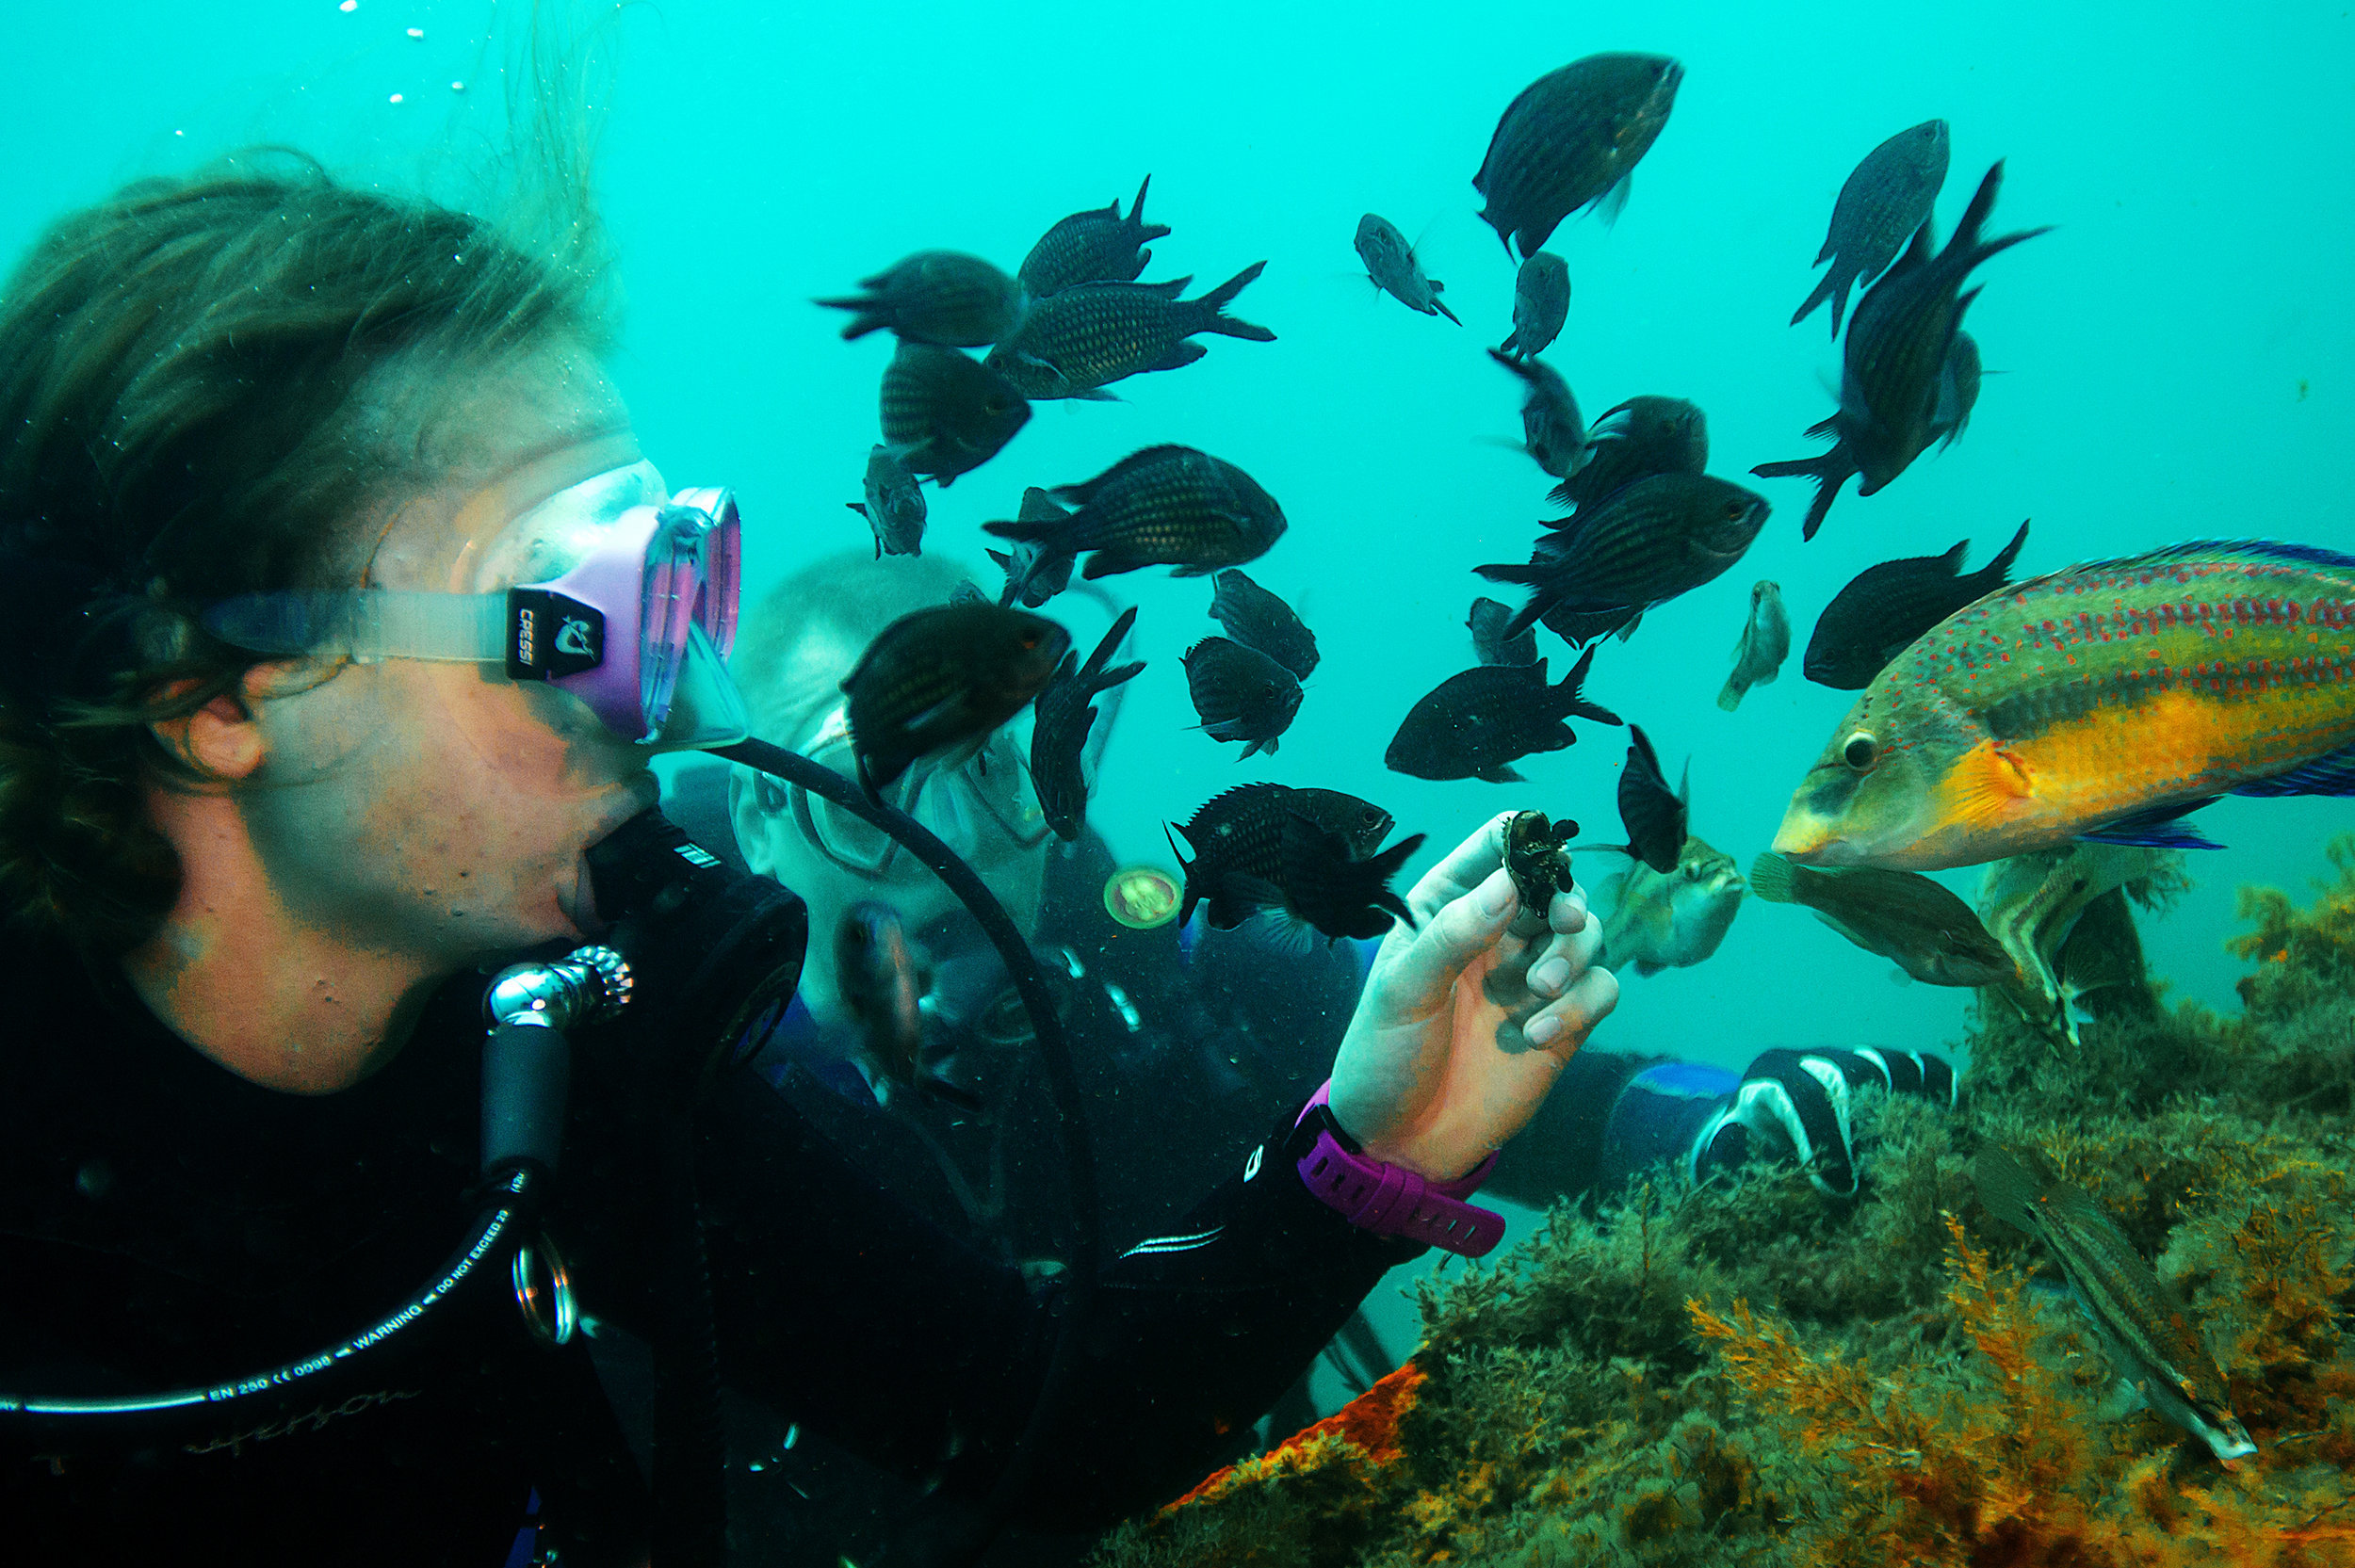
[{"x1": 1327, "y1": 812, "x2": 1619, "y2": 1182}]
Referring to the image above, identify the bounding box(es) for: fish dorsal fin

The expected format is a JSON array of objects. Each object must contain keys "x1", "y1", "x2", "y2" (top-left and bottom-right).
[
  {"x1": 1975, "y1": 519, "x2": 2032, "y2": 588},
  {"x1": 2037, "y1": 538, "x2": 2355, "y2": 585},
  {"x1": 1937, "y1": 538, "x2": 1971, "y2": 574}
]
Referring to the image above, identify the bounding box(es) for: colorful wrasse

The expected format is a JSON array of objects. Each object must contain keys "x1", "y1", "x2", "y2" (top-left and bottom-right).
[{"x1": 1774, "y1": 540, "x2": 2355, "y2": 870}]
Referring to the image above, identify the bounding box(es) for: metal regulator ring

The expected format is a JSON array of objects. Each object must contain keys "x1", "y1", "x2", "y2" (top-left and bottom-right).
[{"x1": 512, "y1": 1231, "x2": 577, "y2": 1347}]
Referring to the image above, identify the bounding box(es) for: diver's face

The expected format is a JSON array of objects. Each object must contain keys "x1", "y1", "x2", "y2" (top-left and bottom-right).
[
  {"x1": 730, "y1": 625, "x2": 1049, "y2": 1020},
  {"x1": 234, "y1": 343, "x2": 658, "y2": 962}
]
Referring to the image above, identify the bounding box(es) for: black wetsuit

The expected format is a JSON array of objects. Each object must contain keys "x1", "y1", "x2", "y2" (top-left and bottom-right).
[
  {"x1": 652, "y1": 768, "x2": 1657, "y2": 1563},
  {"x1": 0, "y1": 915, "x2": 1421, "y2": 1565}
]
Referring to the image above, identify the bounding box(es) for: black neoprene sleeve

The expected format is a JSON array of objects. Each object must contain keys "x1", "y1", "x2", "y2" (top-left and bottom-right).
[{"x1": 686, "y1": 1072, "x2": 1419, "y2": 1529}]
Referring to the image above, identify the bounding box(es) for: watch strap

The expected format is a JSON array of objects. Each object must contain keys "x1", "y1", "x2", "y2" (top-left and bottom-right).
[{"x1": 1291, "y1": 1082, "x2": 1504, "y2": 1257}]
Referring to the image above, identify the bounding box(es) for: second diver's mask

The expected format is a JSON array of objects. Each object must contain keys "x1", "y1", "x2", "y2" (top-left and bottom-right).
[
  {"x1": 761, "y1": 703, "x2": 1051, "y2": 881},
  {"x1": 202, "y1": 447, "x2": 749, "y2": 752},
  {"x1": 744, "y1": 581, "x2": 1139, "y2": 883}
]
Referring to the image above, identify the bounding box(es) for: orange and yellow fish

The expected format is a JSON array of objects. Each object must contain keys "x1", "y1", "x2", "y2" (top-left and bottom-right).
[{"x1": 1774, "y1": 540, "x2": 2355, "y2": 870}]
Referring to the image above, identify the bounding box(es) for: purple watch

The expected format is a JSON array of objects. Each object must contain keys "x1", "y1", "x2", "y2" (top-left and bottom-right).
[{"x1": 1292, "y1": 1082, "x2": 1506, "y2": 1258}]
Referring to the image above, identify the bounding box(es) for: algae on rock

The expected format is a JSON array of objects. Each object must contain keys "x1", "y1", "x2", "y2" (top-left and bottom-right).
[{"x1": 1095, "y1": 838, "x2": 2355, "y2": 1568}]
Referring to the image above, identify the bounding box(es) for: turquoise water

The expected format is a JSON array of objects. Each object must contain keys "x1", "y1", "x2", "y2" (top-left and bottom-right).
[{"x1": 10, "y1": 6, "x2": 2350, "y2": 1103}]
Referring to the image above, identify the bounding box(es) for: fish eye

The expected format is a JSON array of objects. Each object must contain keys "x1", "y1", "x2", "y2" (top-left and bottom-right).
[
  {"x1": 1842, "y1": 731, "x2": 1878, "y2": 771},
  {"x1": 1724, "y1": 501, "x2": 1746, "y2": 521}
]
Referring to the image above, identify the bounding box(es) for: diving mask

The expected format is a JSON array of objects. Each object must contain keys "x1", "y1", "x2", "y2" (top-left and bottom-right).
[
  {"x1": 752, "y1": 703, "x2": 1051, "y2": 881},
  {"x1": 202, "y1": 459, "x2": 748, "y2": 751}
]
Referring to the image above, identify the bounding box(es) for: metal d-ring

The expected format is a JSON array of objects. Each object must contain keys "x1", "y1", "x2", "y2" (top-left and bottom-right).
[{"x1": 512, "y1": 1232, "x2": 577, "y2": 1347}]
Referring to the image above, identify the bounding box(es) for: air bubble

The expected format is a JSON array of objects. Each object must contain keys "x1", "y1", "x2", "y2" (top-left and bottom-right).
[
  {"x1": 389, "y1": 92, "x2": 404, "y2": 105},
  {"x1": 407, "y1": 26, "x2": 424, "y2": 39},
  {"x1": 338, "y1": 1, "x2": 357, "y2": 11}
]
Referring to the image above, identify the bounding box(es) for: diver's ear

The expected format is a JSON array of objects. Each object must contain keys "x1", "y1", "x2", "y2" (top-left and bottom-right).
[
  {"x1": 728, "y1": 766, "x2": 786, "y2": 881},
  {"x1": 149, "y1": 677, "x2": 270, "y2": 782}
]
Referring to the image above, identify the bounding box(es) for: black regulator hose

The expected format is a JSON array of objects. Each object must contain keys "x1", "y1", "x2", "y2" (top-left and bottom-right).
[{"x1": 714, "y1": 737, "x2": 1101, "y2": 1564}]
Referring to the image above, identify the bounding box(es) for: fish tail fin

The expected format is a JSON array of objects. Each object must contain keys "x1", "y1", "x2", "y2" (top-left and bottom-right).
[
  {"x1": 1715, "y1": 674, "x2": 1746, "y2": 712},
  {"x1": 1746, "y1": 851, "x2": 1797, "y2": 904},
  {"x1": 1468, "y1": 571, "x2": 1552, "y2": 644},
  {"x1": 1789, "y1": 268, "x2": 1842, "y2": 333},
  {"x1": 1750, "y1": 447, "x2": 1860, "y2": 542},
  {"x1": 1079, "y1": 606, "x2": 1142, "y2": 686},
  {"x1": 1088, "y1": 659, "x2": 1146, "y2": 700},
  {"x1": 813, "y1": 297, "x2": 888, "y2": 340},
  {"x1": 1945, "y1": 161, "x2": 2055, "y2": 269},
  {"x1": 1194, "y1": 262, "x2": 1275, "y2": 340},
  {"x1": 1551, "y1": 645, "x2": 1623, "y2": 726},
  {"x1": 983, "y1": 516, "x2": 1063, "y2": 545},
  {"x1": 1129, "y1": 173, "x2": 1173, "y2": 242},
  {"x1": 1970, "y1": 1142, "x2": 2048, "y2": 1236},
  {"x1": 1948, "y1": 161, "x2": 2006, "y2": 255},
  {"x1": 1362, "y1": 832, "x2": 1428, "y2": 929},
  {"x1": 1165, "y1": 822, "x2": 1204, "y2": 929},
  {"x1": 1977, "y1": 518, "x2": 2031, "y2": 590},
  {"x1": 1282, "y1": 819, "x2": 1429, "y2": 932}
]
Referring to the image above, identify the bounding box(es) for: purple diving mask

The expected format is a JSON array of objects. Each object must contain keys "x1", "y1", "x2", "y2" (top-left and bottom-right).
[{"x1": 203, "y1": 461, "x2": 749, "y2": 751}]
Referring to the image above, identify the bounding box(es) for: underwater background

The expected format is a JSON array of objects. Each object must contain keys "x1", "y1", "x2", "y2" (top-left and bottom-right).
[
  {"x1": 8, "y1": 4, "x2": 2354, "y2": 1558},
  {"x1": 10, "y1": 2, "x2": 2349, "y2": 1047}
]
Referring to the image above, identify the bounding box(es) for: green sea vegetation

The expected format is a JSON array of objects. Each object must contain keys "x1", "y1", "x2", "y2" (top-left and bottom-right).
[{"x1": 1096, "y1": 837, "x2": 2355, "y2": 1568}]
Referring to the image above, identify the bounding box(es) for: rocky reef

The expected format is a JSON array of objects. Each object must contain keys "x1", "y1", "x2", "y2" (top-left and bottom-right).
[{"x1": 1096, "y1": 837, "x2": 2355, "y2": 1567}]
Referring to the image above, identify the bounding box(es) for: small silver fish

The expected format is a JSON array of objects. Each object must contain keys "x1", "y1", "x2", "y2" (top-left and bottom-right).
[
  {"x1": 1468, "y1": 597, "x2": 1537, "y2": 667},
  {"x1": 833, "y1": 901, "x2": 981, "y2": 1111},
  {"x1": 848, "y1": 444, "x2": 927, "y2": 558},
  {"x1": 1501, "y1": 251, "x2": 1569, "y2": 360},
  {"x1": 1598, "y1": 834, "x2": 1744, "y2": 976},
  {"x1": 1975, "y1": 844, "x2": 2161, "y2": 1043},
  {"x1": 1717, "y1": 579, "x2": 1790, "y2": 711},
  {"x1": 834, "y1": 901, "x2": 928, "y2": 1096},
  {"x1": 1973, "y1": 1144, "x2": 2256, "y2": 1464},
  {"x1": 1354, "y1": 213, "x2": 1460, "y2": 325}
]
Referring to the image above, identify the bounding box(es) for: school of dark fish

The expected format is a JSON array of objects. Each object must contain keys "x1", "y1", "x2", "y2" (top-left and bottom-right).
[{"x1": 810, "y1": 51, "x2": 2349, "y2": 1011}]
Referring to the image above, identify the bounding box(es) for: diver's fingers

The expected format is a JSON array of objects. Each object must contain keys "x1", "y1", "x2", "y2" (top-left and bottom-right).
[
  {"x1": 1404, "y1": 812, "x2": 1513, "y2": 925},
  {"x1": 1499, "y1": 902, "x2": 1604, "y2": 1010},
  {"x1": 1526, "y1": 890, "x2": 1600, "y2": 998},
  {"x1": 1379, "y1": 865, "x2": 1519, "y2": 1013},
  {"x1": 1521, "y1": 962, "x2": 1619, "y2": 1053}
]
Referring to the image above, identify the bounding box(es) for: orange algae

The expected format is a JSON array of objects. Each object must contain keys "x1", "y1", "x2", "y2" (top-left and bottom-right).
[{"x1": 1161, "y1": 1361, "x2": 1426, "y2": 1514}]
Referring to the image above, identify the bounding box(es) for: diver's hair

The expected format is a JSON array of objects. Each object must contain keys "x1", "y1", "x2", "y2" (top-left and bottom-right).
[
  {"x1": 732, "y1": 550, "x2": 981, "y2": 751},
  {"x1": 0, "y1": 40, "x2": 616, "y2": 956}
]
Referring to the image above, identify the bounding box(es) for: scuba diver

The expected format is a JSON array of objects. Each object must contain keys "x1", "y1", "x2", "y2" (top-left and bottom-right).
[
  {"x1": 658, "y1": 553, "x2": 1961, "y2": 1562},
  {"x1": 0, "y1": 166, "x2": 1617, "y2": 1567}
]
